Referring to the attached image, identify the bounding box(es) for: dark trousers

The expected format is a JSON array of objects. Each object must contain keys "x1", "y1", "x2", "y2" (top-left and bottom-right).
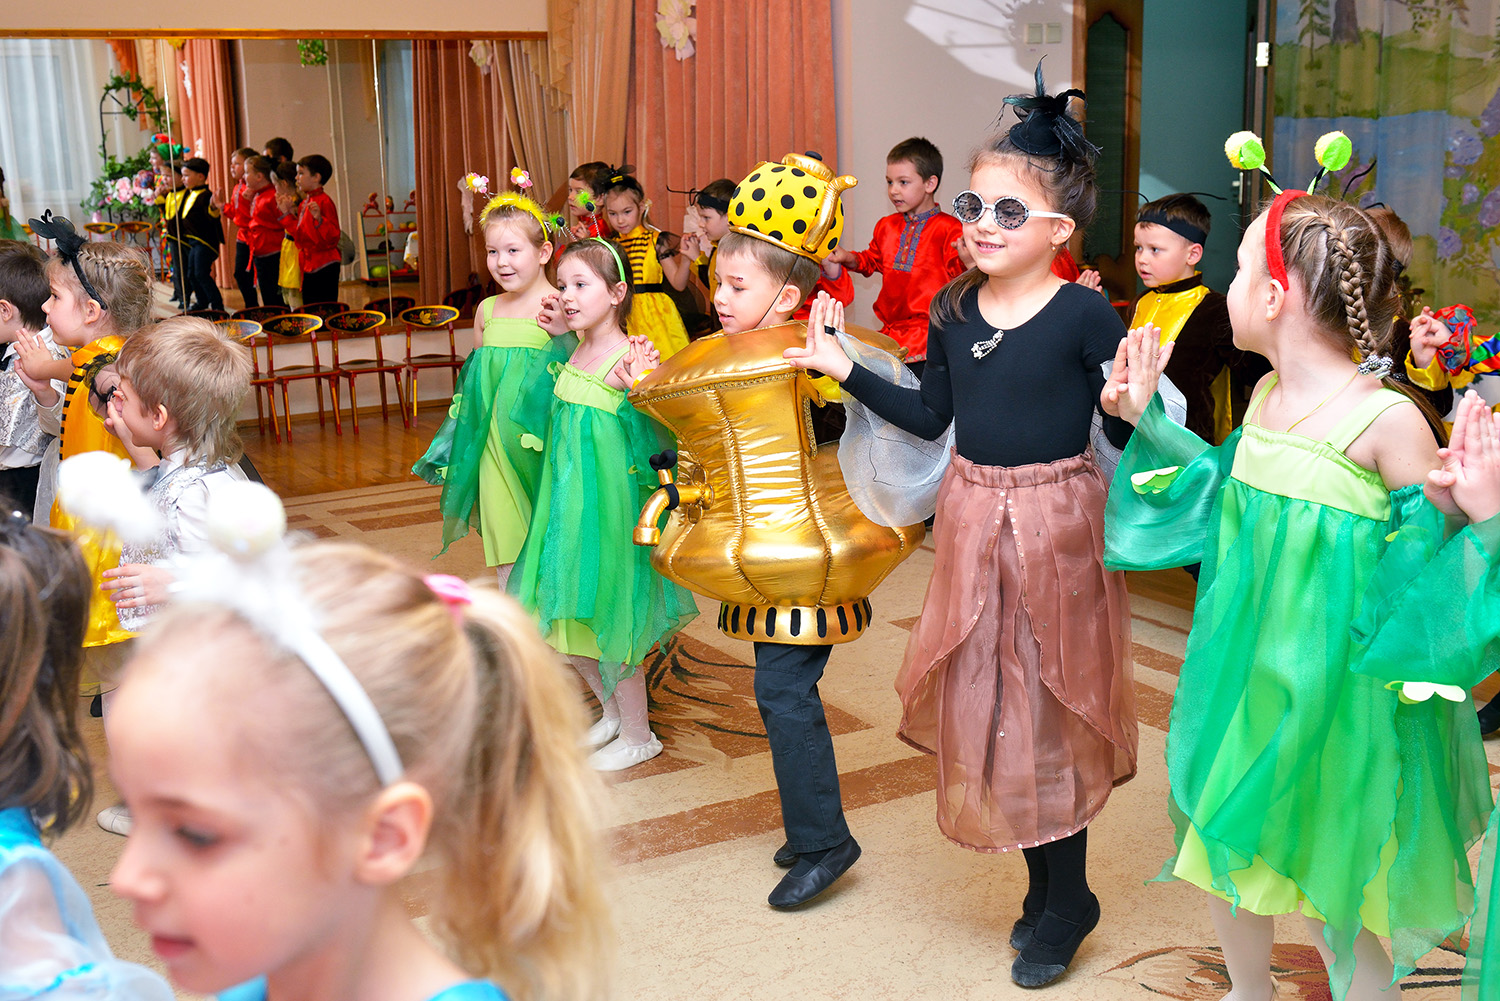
[
  {"x1": 0, "y1": 463, "x2": 41, "y2": 513},
  {"x1": 185, "y1": 244, "x2": 223, "y2": 312},
  {"x1": 301, "y1": 262, "x2": 340, "y2": 306},
  {"x1": 252, "y1": 253, "x2": 285, "y2": 309},
  {"x1": 753, "y1": 640, "x2": 850, "y2": 853},
  {"x1": 167, "y1": 242, "x2": 186, "y2": 304},
  {"x1": 233, "y1": 241, "x2": 257, "y2": 307}
]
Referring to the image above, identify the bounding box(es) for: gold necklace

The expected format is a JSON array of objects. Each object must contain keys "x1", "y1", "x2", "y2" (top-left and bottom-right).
[{"x1": 1283, "y1": 370, "x2": 1359, "y2": 433}]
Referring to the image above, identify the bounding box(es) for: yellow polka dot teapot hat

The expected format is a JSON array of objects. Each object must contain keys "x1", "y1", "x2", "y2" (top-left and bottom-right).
[{"x1": 728, "y1": 152, "x2": 857, "y2": 262}]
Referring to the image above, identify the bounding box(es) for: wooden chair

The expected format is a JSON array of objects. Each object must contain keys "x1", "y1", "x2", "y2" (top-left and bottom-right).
[
  {"x1": 234, "y1": 304, "x2": 287, "y2": 325},
  {"x1": 262, "y1": 313, "x2": 335, "y2": 441},
  {"x1": 188, "y1": 308, "x2": 230, "y2": 322},
  {"x1": 299, "y1": 301, "x2": 351, "y2": 323},
  {"x1": 84, "y1": 221, "x2": 118, "y2": 241},
  {"x1": 324, "y1": 310, "x2": 408, "y2": 433},
  {"x1": 215, "y1": 318, "x2": 279, "y2": 440},
  {"x1": 118, "y1": 220, "x2": 154, "y2": 248},
  {"x1": 443, "y1": 282, "x2": 484, "y2": 322},
  {"x1": 399, "y1": 304, "x2": 463, "y2": 419},
  {"x1": 366, "y1": 295, "x2": 416, "y2": 322}
]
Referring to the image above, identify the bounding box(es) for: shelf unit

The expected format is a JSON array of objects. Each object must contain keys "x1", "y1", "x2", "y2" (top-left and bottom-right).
[{"x1": 360, "y1": 190, "x2": 417, "y2": 284}]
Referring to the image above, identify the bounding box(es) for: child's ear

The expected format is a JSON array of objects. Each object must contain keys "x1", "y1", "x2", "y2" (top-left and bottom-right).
[
  {"x1": 539, "y1": 240, "x2": 554, "y2": 264},
  {"x1": 81, "y1": 297, "x2": 105, "y2": 325},
  {"x1": 152, "y1": 404, "x2": 171, "y2": 432},
  {"x1": 1187, "y1": 243, "x2": 1204, "y2": 266},
  {"x1": 610, "y1": 281, "x2": 629, "y2": 306},
  {"x1": 924, "y1": 175, "x2": 940, "y2": 196},
  {"x1": 776, "y1": 283, "x2": 804, "y2": 315},
  {"x1": 1266, "y1": 276, "x2": 1288, "y2": 322},
  {"x1": 1050, "y1": 216, "x2": 1077, "y2": 248},
  {"x1": 354, "y1": 781, "x2": 433, "y2": 887}
]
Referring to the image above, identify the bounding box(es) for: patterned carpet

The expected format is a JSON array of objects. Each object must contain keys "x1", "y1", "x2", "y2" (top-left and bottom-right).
[{"x1": 55, "y1": 480, "x2": 1488, "y2": 999}]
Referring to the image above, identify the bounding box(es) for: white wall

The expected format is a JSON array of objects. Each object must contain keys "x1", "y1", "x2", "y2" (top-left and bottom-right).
[{"x1": 832, "y1": 0, "x2": 1074, "y2": 328}]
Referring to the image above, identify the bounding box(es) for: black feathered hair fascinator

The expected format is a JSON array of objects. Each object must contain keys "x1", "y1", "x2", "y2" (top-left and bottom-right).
[
  {"x1": 1001, "y1": 59, "x2": 1100, "y2": 165},
  {"x1": 27, "y1": 211, "x2": 107, "y2": 311}
]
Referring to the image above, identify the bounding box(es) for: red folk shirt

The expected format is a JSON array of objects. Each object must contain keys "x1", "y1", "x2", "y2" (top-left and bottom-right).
[
  {"x1": 843, "y1": 207, "x2": 964, "y2": 361},
  {"x1": 792, "y1": 267, "x2": 855, "y2": 321},
  {"x1": 226, "y1": 181, "x2": 252, "y2": 244},
  {"x1": 245, "y1": 188, "x2": 284, "y2": 258},
  {"x1": 283, "y1": 189, "x2": 341, "y2": 273}
]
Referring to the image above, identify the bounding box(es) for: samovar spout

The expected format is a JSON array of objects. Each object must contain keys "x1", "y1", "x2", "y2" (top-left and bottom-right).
[{"x1": 633, "y1": 450, "x2": 708, "y2": 547}]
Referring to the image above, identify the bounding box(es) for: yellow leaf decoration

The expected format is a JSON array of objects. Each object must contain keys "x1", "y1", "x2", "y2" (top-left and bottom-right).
[{"x1": 519, "y1": 433, "x2": 544, "y2": 452}]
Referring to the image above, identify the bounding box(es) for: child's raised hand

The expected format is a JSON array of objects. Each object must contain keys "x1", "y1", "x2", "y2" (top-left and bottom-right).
[
  {"x1": 783, "y1": 292, "x2": 853, "y2": 382},
  {"x1": 614, "y1": 335, "x2": 661, "y2": 389},
  {"x1": 1076, "y1": 270, "x2": 1106, "y2": 296},
  {"x1": 953, "y1": 237, "x2": 974, "y2": 270},
  {"x1": 307, "y1": 200, "x2": 323, "y2": 221},
  {"x1": 680, "y1": 232, "x2": 701, "y2": 260},
  {"x1": 537, "y1": 294, "x2": 569, "y2": 337},
  {"x1": 1407, "y1": 307, "x2": 1448, "y2": 370},
  {"x1": 14, "y1": 330, "x2": 61, "y2": 403},
  {"x1": 210, "y1": 190, "x2": 224, "y2": 211},
  {"x1": 1101, "y1": 323, "x2": 1171, "y2": 425},
  {"x1": 1428, "y1": 391, "x2": 1500, "y2": 523},
  {"x1": 102, "y1": 563, "x2": 174, "y2": 609}
]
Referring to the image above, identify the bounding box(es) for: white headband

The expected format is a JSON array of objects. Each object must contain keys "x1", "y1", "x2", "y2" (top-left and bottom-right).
[{"x1": 57, "y1": 457, "x2": 405, "y2": 785}]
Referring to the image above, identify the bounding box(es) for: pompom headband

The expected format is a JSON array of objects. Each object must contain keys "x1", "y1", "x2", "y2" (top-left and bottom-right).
[
  {"x1": 480, "y1": 192, "x2": 550, "y2": 235},
  {"x1": 28, "y1": 211, "x2": 108, "y2": 310}
]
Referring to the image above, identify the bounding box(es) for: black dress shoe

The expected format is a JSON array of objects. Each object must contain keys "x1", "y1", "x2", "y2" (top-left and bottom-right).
[
  {"x1": 1479, "y1": 693, "x2": 1500, "y2": 736},
  {"x1": 767, "y1": 836, "x2": 860, "y2": 908},
  {"x1": 1011, "y1": 895, "x2": 1100, "y2": 988},
  {"x1": 773, "y1": 841, "x2": 797, "y2": 868},
  {"x1": 1009, "y1": 905, "x2": 1043, "y2": 950}
]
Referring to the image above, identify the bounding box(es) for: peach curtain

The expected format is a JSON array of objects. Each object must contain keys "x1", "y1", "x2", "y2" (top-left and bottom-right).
[
  {"x1": 627, "y1": 0, "x2": 838, "y2": 230},
  {"x1": 551, "y1": 0, "x2": 633, "y2": 164},
  {"x1": 413, "y1": 41, "x2": 519, "y2": 305},
  {"x1": 170, "y1": 40, "x2": 237, "y2": 287}
]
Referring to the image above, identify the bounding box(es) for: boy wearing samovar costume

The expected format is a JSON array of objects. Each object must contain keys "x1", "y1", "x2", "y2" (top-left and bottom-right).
[{"x1": 628, "y1": 154, "x2": 926, "y2": 908}]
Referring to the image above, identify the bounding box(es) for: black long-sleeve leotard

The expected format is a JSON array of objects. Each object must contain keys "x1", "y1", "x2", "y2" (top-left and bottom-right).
[{"x1": 842, "y1": 282, "x2": 1132, "y2": 467}]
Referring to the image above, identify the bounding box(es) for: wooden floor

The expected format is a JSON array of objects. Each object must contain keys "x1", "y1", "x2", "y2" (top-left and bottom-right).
[{"x1": 243, "y1": 403, "x2": 449, "y2": 497}]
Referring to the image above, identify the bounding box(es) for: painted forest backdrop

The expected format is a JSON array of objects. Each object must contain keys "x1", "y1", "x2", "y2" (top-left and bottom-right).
[{"x1": 1276, "y1": 0, "x2": 1500, "y2": 359}]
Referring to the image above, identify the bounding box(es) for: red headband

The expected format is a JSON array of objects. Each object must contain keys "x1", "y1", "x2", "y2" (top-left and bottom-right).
[{"x1": 1264, "y1": 188, "x2": 1308, "y2": 287}]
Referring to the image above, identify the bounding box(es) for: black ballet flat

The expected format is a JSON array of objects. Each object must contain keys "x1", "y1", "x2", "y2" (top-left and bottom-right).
[
  {"x1": 767, "y1": 836, "x2": 860, "y2": 909},
  {"x1": 1010, "y1": 905, "x2": 1044, "y2": 950},
  {"x1": 773, "y1": 841, "x2": 797, "y2": 868},
  {"x1": 1478, "y1": 698, "x2": 1500, "y2": 737},
  {"x1": 1010, "y1": 895, "x2": 1100, "y2": 988}
]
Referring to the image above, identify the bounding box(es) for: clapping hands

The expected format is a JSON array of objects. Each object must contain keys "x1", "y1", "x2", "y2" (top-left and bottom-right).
[
  {"x1": 611, "y1": 335, "x2": 660, "y2": 389},
  {"x1": 1407, "y1": 307, "x2": 1450, "y2": 370},
  {"x1": 782, "y1": 292, "x2": 853, "y2": 382},
  {"x1": 1101, "y1": 324, "x2": 1172, "y2": 426},
  {"x1": 1426, "y1": 391, "x2": 1500, "y2": 523}
]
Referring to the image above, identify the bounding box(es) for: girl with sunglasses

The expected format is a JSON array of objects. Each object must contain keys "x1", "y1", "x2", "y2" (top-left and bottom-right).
[{"x1": 786, "y1": 66, "x2": 1136, "y2": 988}]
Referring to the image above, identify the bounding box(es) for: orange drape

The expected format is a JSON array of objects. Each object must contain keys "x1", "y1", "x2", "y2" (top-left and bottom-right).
[
  {"x1": 413, "y1": 41, "x2": 523, "y2": 305},
  {"x1": 626, "y1": 0, "x2": 838, "y2": 232},
  {"x1": 168, "y1": 40, "x2": 236, "y2": 289},
  {"x1": 552, "y1": 0, "x2": 633, "y2": 165}
]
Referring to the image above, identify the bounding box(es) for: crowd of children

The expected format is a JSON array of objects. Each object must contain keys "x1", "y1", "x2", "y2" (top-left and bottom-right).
[{"x1": 4, "y1": 58, "x2": 1500, "y2": 1001}]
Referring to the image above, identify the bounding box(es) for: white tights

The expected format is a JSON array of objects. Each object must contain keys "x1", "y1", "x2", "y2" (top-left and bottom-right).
[
  {"x1": 1208, "y1": 898, "x2": 1398, "y2": 1001},
  {"x1": 570, "y1": 655, "x2": 653, "y2": 746}
]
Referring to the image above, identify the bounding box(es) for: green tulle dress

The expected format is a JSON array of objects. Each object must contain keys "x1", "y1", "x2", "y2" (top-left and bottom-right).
[
  {"x1": 411, "y1": 300, "x2": 575, "y2": 563},
  {"x1": 1105, "y1": 380, "x2": 1498, "y2": 999},
  {"x1": 508, "y1": 343, "x2": 698, "y2": 697}
]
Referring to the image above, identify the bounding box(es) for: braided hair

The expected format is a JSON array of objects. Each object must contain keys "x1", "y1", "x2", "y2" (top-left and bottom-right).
[
  {"x1": 43, "y1": 242, "x2": 153, "y2": 334},
  {"x1": 1272, "y1": 195, "x2": 1447, "y2": 442}
]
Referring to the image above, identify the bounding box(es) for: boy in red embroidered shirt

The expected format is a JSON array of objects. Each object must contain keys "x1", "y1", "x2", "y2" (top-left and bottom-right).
[
  {"x1": 823, "y1": 137, "x2": 964, "y2": 376},
  {"x1": 283, "y1": 154, "x2": 342, "y2": 306},
  {"x1": 243, "y1": 155, "x2": 285, "y2": 309}
]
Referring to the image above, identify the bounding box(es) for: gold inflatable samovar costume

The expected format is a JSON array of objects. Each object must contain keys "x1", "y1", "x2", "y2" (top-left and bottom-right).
[{"x1": 629, "y1": 153, "x2": 925, "y2": 645}]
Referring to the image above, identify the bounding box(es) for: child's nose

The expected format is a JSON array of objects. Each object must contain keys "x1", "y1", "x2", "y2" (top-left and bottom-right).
[{"x1": 110, "y1": 838, "x2": 166, "y2": 903}]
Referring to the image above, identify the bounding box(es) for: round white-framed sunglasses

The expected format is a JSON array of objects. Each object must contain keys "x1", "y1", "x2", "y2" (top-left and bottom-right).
[{"x1": 950, "y1": 191, "x2": 1071, "y2": 229}]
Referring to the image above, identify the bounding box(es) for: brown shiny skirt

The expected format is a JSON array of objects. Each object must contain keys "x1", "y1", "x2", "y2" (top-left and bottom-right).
[{"x1": 895, "y1": 450, "x2": 1137, "y2": 853}]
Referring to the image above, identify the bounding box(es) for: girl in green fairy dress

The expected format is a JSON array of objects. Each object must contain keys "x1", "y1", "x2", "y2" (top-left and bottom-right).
[
  {"x1": 511, "y1": 238, "x2": 697, "y2": 771},
  {"x1": 1103, "y1": 191, "x2": 1500, "y2": 1000},
  {"x1": 413, "y1": 194, "x2": 575, "y2": 587}
]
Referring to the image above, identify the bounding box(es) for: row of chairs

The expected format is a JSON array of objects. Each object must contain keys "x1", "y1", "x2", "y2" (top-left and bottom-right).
[{"x1": 199, "y1": 297, "x2": 462, "y2": 443}]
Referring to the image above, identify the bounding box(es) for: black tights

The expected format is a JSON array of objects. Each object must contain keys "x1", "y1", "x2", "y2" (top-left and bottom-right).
[{"x1": 1019, "y1": 827, "x2": 1092, "y2": 922}]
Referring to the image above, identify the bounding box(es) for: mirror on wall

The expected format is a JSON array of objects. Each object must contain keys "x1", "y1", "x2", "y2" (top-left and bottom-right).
[{"x1": 0, "y1": 36, "x2": 417, "y2": 314}]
